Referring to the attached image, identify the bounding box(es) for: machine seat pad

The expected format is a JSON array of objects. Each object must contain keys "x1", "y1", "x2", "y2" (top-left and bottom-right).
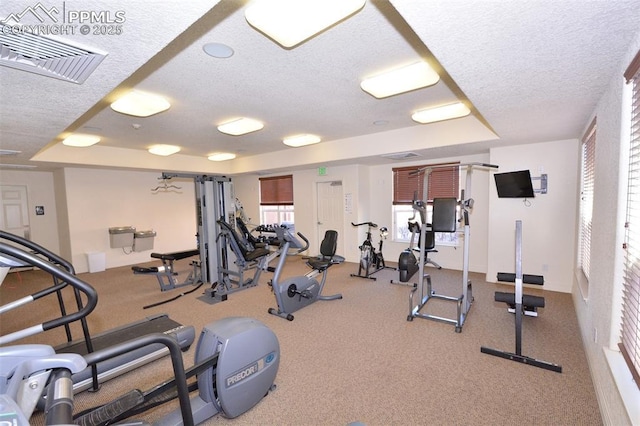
[
  {"x1": 494, "y1": 291, "x2": 545, "y2": 308},
  {"x1": 497, "y1": 272, "x2": 544, "y2": 285},
  {"x1": 307, "y1": 254, "x2": 344, "y2": 271},
  {"x1": 150, "y1": 249, "x2": 199, "y2": 261},
  {"x1": 131, "y1": 266, "x2": 158, "y2": 274},
  {"x1": 244, "y1": 247, "x2": 271, "y2": 261}
]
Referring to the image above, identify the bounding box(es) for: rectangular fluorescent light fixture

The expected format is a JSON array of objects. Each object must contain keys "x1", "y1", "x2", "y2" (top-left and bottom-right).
[
  {"x1": 245, "y1": 0, "x2": 366, "y2": 48},
  {"x1": 148, "y1": 144, "x2": 181, "y2": 156},
  {"x1": 208, "y1": 152, "x2": 236, "y2": 161},
  {"x1": 62, "y1": 134, "x2": 101, "y2": 147},
  {"x1": 110, "y1": 90, "x2": 171, "y2": 117},
  {"x1": 217, "y1": 117, "x2": 264, "y2": 136},
  {"x1": 361, "y1": 61, "x2": 440, "y2": 98},
  {"x1": 283, "y1": 134, "x2": 321, "y2": 147},
  {"x1": 0, "y1": 164, "x2": 37, "y2": 169},
  {"x1": 411, "y1": 102, "x2": 471, "y2": 124}
]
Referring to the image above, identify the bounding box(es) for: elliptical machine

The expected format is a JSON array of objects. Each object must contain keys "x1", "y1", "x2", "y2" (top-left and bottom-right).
[
  {"x1": 268, "y1": 227, "x2": 343, "y2": 321},
  {"x1": 0, "y1": 242, "x2": 280, "y2": 426}
]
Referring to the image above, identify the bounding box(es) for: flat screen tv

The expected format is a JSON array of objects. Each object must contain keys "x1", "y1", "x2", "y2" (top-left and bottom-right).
[{"x1": 494, "y1": 170, "x2": 535, "y2": 198}]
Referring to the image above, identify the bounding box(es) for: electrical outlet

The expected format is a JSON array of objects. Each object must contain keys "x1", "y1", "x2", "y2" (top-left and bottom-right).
[
  {"x1": 593, "y1": 327, "x2": 598, "y2": 343},
  {"x1": 542, "y1": 264, "x2": 549, "y2": 272}
]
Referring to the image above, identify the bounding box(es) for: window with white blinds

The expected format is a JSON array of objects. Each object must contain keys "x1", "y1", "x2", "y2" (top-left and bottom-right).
[
  {"x1": 621, "y1": 49, "x2": 640, "y2": 388},
  {"x1": 579, "y1": 120, "x2": 596, "y2": 281}
]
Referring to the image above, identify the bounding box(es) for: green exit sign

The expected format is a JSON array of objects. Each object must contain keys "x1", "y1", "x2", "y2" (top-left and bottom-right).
[{"x1": 318, "y1": 167, "x2": 326, "y2": 176}]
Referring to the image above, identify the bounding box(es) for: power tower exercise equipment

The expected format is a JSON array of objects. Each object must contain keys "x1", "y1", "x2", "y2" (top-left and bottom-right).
[{"x1": 407, "y1": 162, "x2": 498, "y2": 332}]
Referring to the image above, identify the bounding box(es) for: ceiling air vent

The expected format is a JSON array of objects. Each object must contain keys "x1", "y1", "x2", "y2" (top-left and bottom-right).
[
  {"x1": 0, "y1": 23, "x2": 107, "y2": 84},
  {"x1": 381, "y1": 151, "x2": 421, "y2": 161}
]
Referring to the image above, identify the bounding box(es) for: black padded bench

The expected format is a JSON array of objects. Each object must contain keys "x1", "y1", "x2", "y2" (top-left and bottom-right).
[
  {"x1": 132, "y1": 249, "x2": 201, "y2": 291},
  {"x1": 496, "y1": 273, "x2": 545, "y2": 316}
]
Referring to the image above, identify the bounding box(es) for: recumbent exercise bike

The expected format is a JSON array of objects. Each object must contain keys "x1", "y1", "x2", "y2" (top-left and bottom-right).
[{"x1": 268, "y1": 227, "x2": 344, "y2": 321}]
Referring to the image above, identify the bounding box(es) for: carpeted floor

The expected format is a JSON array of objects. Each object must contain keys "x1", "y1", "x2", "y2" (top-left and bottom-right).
[{"x1": 0, "y1": 257, "x2": 602, "y2": 425}]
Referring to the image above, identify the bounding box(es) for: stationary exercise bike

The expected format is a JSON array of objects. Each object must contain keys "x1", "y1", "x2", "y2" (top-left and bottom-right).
[
  {"x1": 394, "y1": 199, "x2": 442, "y2": 285},
  {"x1": 0, "y1": 242, "x2": 280, "y2": 426},
  {"x1": 268, "y1": 227, "x2": 343, "y2": 321},
  {"x1": 350, "y1": 221, "x2": 392, "y2": 280}
]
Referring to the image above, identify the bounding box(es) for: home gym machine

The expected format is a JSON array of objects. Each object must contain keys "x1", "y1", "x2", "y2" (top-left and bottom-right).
[
  {"x1": 149, "y1": 173, "x2": 271, "y2": 304},
  {"x1": 350, "y1": 221, "x2": 393, "y2": 280},
  {"x1": 0, "y1": 231, "x2": 195, "y2": 395},
  {"x1": 481, "y1": 220, "x2": 562, "y2": 372},
  {"x1": 407, "y1": 162, "x2": 498, "y2": 332},
  {"x1": 0, "y1": 243, "x2": 280, "y2": 426},
  {"x1": 268, "y1": 227, "x2": 343, "y2": 321}
]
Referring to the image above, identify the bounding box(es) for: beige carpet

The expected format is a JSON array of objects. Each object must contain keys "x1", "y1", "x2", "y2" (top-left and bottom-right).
[{"x1": 0, "y1": 258, "x2": 602, "y2": 425}]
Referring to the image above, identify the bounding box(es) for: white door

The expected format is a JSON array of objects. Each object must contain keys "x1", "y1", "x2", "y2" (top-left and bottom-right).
[
  {"x1": 316, "y1": 181, "x2": 344, "y2": 256},
  {"x1": 0, "y1": 185, "x2": 30, "y2": 239}
]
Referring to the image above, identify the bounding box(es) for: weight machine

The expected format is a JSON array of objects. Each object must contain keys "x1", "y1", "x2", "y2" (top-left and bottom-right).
[
  {"x1": 407, "y1": 162, "x2": 498, "y2": 332},
  {"x1": 159, "y1": 173, "x2": 270, "y2": 304}
]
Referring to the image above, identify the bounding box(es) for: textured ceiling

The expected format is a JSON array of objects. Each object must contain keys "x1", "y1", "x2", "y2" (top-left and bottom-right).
[{"x1": 1, "y1": 0, "x2": 640, "y2": 175}]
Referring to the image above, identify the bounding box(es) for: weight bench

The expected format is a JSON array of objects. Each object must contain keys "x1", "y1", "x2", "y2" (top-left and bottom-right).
[
  {"x1": 495, "y1": 272, "x2": 545, "y2": 317},
  {"x1": 132, "y1": 249, "x2": 201, "y2": 292},
  {"x1": 481, "y1": 220, "x2": 561, "y2": 372}
]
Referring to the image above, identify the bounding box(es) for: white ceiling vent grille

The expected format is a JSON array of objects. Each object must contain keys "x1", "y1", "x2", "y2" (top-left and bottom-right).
[
  {"x1": 0, "y1": 23, "x2": 106, "y2": 84},
  {"x1": 381, "y1": 151, "x2": 421, "y2": 161}
]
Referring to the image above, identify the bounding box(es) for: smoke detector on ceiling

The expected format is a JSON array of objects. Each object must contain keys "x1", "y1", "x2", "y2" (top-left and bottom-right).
[
  {"x1": 0, "y1": 23, "x2": 107, "y2": 84},
  {"x1": 381, "y1": 152, "x2": 421, "y2": 161}
]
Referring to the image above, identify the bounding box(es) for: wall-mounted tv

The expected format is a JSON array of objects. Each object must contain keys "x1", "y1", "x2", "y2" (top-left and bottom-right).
[{"x1": 494, "y1": 170, "x2": 535, "y2": 198}]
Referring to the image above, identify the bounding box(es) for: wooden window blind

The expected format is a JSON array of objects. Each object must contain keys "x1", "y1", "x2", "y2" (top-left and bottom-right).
[
  {"x1": 259, "y1": 175, "x2": 293, "y2": 205},
  {"x1": 392, "y1": 162, "x2": 459, "y2": 205},
  {"x1": 621, "y1": 50, "x2": 640, "y2": 388},
  {"x1": 579, "y1": 119, "x2": 596, "y2": 281}
]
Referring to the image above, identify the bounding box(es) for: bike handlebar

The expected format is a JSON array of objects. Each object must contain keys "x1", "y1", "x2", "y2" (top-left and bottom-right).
[
  {"x1": 295, "y1": 232, "x2": 310, "y2": 253},
  {"x1": 351, "y1": 222, "x2": 378, "y2": 228}
]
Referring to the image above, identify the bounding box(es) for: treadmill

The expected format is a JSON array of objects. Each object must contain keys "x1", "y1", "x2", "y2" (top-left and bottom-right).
[{"x1": 0, "y1": 231, "x2": 195, "y2": 394}]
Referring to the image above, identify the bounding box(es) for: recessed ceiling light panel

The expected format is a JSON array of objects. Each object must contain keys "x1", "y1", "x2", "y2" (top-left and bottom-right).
[
  {"x1": 217, "y1": 117, "x2": 264, "y2": 136},
  {"x1": 283, "y1": 134, "x2": 321, "y2": 147},
  {"x1": 245, "y1": 0, "x2": 366, "y2": 48},
  {"x1": 62, "y1": 134, "x2": 101, "y2": 147},
  {"x1": 110, "y1": 90, "x2": 171, "y2": 117},
  {"x1": 361, "y1": 61, "x2": 440, "y2": 98},
  {"x1": 411, "y1": 102, "x2": 471, "y2": 124},
  {"x1": 148, "y1": 144, "x2": 181, "y2": 156},
  {"x1": 208, "y1": 152, "x2": 237, "y2": 161}
]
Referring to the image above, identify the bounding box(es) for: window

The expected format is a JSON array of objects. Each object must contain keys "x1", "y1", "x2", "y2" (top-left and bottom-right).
[
  {"x1": 392, "y1": 163, "x2": 459, "y2": 245},
  {"x1": 259, "y1": 175, "x2": 294, "y2": 225},
  {"x1": 579, "y1": 119, "x2": 596, "y2": 281},
  {"x1": 621, "y1": 49, "x2": 640, "y2": 389}
]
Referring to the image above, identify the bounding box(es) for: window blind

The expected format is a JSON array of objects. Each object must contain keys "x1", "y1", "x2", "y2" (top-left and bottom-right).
[
  {"x1": 579, "y1": 119, "x2": 596, "y2": 281},
  {"x1": 259, "y1": 175, "x2": 293, "y2": 205},
  {"x1": 392, "y1": 162, "x2": 459, "y2": 205},
  {"x1": 621, "y1": 49, "x2": 640, "y2": 388}
]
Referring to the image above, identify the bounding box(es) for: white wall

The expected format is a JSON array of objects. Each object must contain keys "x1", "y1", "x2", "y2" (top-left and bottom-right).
[
  {"x1": 61, "y1": 168, "x2": 197, "y2": 273},
  {"x1": 571, "y1": 31, "x2": 640, "y2": 425},
  {"x1": 487, "y1": 140, "x2": 580, "y2": 293},
  {"x1": 0, "y1": 169, "x2": 60, "y2": 252}
]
